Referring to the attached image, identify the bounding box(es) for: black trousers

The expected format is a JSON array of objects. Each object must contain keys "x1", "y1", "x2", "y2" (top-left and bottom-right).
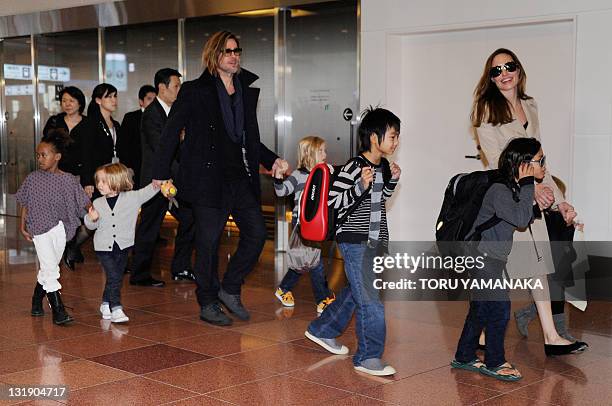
[
  {"x1": 130, "y1": 193, "x2": 195, "y2": 282},
  {"x1": 192, "y1": 177, "x2": 267, "y2": 306}
]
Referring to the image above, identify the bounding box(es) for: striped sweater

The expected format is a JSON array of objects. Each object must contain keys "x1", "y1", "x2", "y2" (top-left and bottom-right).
[
  {"x1": 274, "y1": 166, "x2": 335, "y2": 223},
  {"x1": 329, "y1": 155, "x2": 398, "y2": 243}
]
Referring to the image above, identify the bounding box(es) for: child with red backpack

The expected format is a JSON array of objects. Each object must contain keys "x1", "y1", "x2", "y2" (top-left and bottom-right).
[
  {"x1": 274, "y1": 136, "x2": 336, "y2": 315},
  {"x1": 304, "y1": 107, "x2": 401, "y2": 376}
]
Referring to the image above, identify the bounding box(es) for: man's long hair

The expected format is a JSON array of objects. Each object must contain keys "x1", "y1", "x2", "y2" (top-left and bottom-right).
[{"x1": 201, "y1": 31, "x2": 241, "y2": 76}]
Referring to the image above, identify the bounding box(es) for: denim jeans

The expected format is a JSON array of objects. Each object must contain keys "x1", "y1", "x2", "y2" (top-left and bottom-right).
[
  {"x1": 97, "y1": 243, "x2": 129, "y2": 310},
  {"x1": 279, "y1": 260, "x2": 332, "y2": 304},
  {"x1": 307, "y1": 242, "x2": 385, "y2": 366},
  {"x1": 455, "y1": 257, "x2": 510, "y2": 368}
]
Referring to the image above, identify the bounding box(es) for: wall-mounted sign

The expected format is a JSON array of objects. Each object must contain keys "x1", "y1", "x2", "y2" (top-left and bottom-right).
[
  {"x1": 5, "y1": 83, "x2": 46, "y2": 96},
  {"x1": 3, "y1": 64, "x2": 71, "y2": 81},
  {"x1": 105, "y1": 53, "x2": 127, "y2": 91}
]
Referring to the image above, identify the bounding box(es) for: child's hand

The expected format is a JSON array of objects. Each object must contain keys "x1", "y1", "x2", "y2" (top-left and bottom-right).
[
  {"x1": 20, "y1": 226, "x2": 32, "y2": 242},
  {"x1": 160, "y1": 180, "x2": 177, "y2": 198},
  {"x1": 84, "y1": 185, "x2": 94, "y2": 198},
  {"x1": 361, "y1": 166, "x2": 374, "y2": 189},
  {"x1": 518, "y1": 162, "x2": 535, "y2": 180},
  {"x1": 88, "y1": 206, "x2": 99, "y2": 222},
  {"x1": 535, "y1": 184, "x2": 554, "y2": 210},
  {"x1": 390, "y1": 162, "x2": 401, "y2": 180},
  {"x1": 558, "y1": 201, "x2": 577, "y2": 225},
  {"x1": 272, "y1": 158, "x2": 289, "y2": 179}
]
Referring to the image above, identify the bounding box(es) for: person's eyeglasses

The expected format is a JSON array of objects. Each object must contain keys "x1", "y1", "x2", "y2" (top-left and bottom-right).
[
  {"x1": 222, "y1": 47, "x2": 242, "y2": 56},
  {"x1": 489, "y1": 61, "x2": 518, "y2": 78},
  {"x1": 527, "y1": 155, "x2": 546, "y2": 167}
]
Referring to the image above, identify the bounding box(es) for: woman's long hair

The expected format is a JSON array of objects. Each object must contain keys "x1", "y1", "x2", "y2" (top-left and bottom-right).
[
  {"x1": 470, "y1": 48, "x2": 532, "y2": 128},
  {"x1": 87, "y1": 83, "x2": 117, "y2": 123},
  {"x1": 498, "y1": 137, "x2": 541, "y2": 200}
]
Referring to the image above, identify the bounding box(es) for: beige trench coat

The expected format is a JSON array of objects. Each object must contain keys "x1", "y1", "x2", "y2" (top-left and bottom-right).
[{"x1": 476, "y1": 98, "x2": 558, "y2": 279}]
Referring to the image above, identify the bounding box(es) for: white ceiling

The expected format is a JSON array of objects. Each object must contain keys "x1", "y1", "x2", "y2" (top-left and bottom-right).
[{"x1": 0, "y1": 0, "x2": 117, "y2": 17}]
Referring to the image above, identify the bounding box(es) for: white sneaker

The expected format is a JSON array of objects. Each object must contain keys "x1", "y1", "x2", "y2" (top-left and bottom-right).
[
  {"x1": 100, "y1": 303, "x2": 111, "y2": 320},
  {"x1": 354, "y1": 358, "x2": 396, "y2": 376},
  {"x1": 110, "y1": 308, "x2": 129, "y2": 323},
  {"x1": 304, "y1": 330, "x2": 349, "y2": 355}
]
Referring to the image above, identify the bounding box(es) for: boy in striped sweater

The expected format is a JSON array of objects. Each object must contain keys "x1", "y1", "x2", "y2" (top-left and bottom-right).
[{"x1": 304, "y1": 108, "x2": 402, "y2": 376}]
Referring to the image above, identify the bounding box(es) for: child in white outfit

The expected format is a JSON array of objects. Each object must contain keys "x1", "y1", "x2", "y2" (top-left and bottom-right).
[{"x1": 16, "y1": 129, "x2": 90, "y2": 325}]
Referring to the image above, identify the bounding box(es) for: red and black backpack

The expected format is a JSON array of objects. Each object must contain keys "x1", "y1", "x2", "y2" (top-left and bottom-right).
[{"x1": 299, "y1": 157, "x2": 390, "y2": 242}]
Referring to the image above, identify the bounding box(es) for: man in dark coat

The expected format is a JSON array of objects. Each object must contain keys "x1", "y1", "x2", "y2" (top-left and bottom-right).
[
  {"x1": 130, "y1": 68, "x2": 195, "y2": 287},
  {"x1": 117, "y1": 85, "x2": 156, "y2": 188},
  {"x1": 153, "y1": 31, "x2": 288, "y2": 325}
]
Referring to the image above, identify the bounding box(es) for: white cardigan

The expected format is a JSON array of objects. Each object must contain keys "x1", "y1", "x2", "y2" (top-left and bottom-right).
[{"x1": 85, "y1": 184, "x2": 159, "y2": 251}]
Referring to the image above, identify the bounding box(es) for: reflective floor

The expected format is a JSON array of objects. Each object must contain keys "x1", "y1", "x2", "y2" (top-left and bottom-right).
[{"x1": 1, "y1": 214, "x2": 612, "y2": 405}]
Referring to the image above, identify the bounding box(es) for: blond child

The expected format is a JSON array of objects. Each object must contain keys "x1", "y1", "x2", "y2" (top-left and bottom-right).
[
  {"x1": 85, "y1": 163, "x2": 160, "y2": 323},
  {"x1": 274, "y1": 136, "x2": 335, "y2": 314}
]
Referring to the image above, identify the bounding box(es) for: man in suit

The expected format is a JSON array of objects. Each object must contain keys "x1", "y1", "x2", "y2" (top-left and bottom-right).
[
  {"x1": 130, "y1": 68, "x2": 196, "y2": 287},
  {"x1": 152, "y1": 31, "x2": 289, "y2": 326},
  {"x1": 117, "y1": 85, "x2": 156, "y2": 188}
]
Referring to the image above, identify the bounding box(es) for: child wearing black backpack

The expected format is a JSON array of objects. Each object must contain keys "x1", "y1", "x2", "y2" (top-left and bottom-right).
[
  {"x1": 304, "y1": 107, "x2": 401, "y2": 376},
  {"x1": 451, "y1": 137, "x2": 543, "y2": 382}
]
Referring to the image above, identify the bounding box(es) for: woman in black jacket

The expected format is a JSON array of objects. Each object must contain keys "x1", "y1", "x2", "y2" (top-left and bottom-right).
[
  {"x1": 42, "y1": 86, "x2": 88, "y2": 175},
  {"x1": 81, "y1": 83, "x2": 121, "y2": 197},
  {"x1": 64, "y1": 83, "x2": 120, "y2": 271}
]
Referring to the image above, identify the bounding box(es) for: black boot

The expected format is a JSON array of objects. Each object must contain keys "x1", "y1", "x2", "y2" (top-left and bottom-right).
[
  {"x1": 63, "y1": 239, "x2": 77, "y2": 271},
  {"x1": 31, "y1": 283, "x2": 46, "y2": 317},
  {"x1": 46, "y1": 291, "x2": 74, "y2": 325}
]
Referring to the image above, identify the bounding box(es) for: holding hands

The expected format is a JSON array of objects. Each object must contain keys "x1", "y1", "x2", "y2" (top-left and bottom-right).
[
  {"x1": 535, "y1": 184, "x2": 554, "y2": 210},
  {"x1": 20, "y1": 226, "x2": 32, "y2": 242},
  {"x1": 88, "y1": 206, "x2": 99, "y2": 222},
  {"x1": 272, "y1": 158, "x2": 289, "y2": 179},
  {"x1": 558, "y1": 201, "x2": 577, "y2": 225},
  {"x1": 84, "y1": 185, "x2": 94, "y2": 199}
]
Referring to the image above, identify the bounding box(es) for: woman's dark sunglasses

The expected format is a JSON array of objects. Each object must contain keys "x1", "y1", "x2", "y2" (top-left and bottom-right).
[{"x1": 489, "y1": 61, "x2": 518, "y2": 78}]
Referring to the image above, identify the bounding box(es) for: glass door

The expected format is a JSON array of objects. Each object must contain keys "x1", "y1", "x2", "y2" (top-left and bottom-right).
[
  {"x1": 285, "y1": 1, "x2": 358, "y2": 166},
  {"x1": 0, "y1": 37, "x2": 36, "y2": 216}
]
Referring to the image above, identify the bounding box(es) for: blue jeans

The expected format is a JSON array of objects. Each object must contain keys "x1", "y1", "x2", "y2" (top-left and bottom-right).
[
  {"x1": 279, "y1": 260, "x2": 332, "y2": 304},
  {"x1": 455, "y1": 257, "x2": 510, "y2": 368},
  {"x1": 307, "y1": 242, "x2": 385, "y2": 366},
  {"x1": 96, "y1": 243, "x2": 129, "y2": 310}
]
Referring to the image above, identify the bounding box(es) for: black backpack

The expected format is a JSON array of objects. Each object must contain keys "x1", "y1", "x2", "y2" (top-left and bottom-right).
[{"x1": 435, "y1": 169, "x2": 503, "y2": 256}]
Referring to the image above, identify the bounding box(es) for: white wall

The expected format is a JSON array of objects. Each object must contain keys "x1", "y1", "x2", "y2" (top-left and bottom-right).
[{"x1": 362, "y1": 0, "x2": 612, "y2": 243}]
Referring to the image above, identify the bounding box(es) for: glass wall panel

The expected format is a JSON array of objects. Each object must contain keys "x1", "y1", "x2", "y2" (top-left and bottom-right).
[
  {"x1": 35, "y1": 29, "x2": 99, "y2": 131},
  {"x1": 0, "y1": 37, "x2": 35, "y2": 216},
  {"x1": 105, "y1": 21, "x2": 179, "y2": 120},
  {"x1": 285, "y1": 1, "x2": 358, "y2": 166}
]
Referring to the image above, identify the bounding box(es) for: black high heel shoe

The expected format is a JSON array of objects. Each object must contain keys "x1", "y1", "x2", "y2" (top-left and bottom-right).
[
  {"x1": 544, "y1": 341, "x2": 587, "y2": 356},
  {"x1": 62, "y1": 254, "x2": 76, "y2": 271}
]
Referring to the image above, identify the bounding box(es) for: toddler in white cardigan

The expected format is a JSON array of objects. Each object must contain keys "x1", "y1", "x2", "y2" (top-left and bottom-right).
[{"x1": 85, "y1": 163, "x2": 160, "y2": 323}]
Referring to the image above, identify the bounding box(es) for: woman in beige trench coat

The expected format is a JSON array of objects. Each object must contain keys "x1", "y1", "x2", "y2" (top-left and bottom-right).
[{"x1": 472, "y1": 48, "x2": 586, "y2": 355}]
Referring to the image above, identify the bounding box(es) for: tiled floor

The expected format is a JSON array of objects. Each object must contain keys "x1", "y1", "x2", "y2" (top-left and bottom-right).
[{"x1": 1, "y1": 215, "x2": 612, "y2": 405}]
